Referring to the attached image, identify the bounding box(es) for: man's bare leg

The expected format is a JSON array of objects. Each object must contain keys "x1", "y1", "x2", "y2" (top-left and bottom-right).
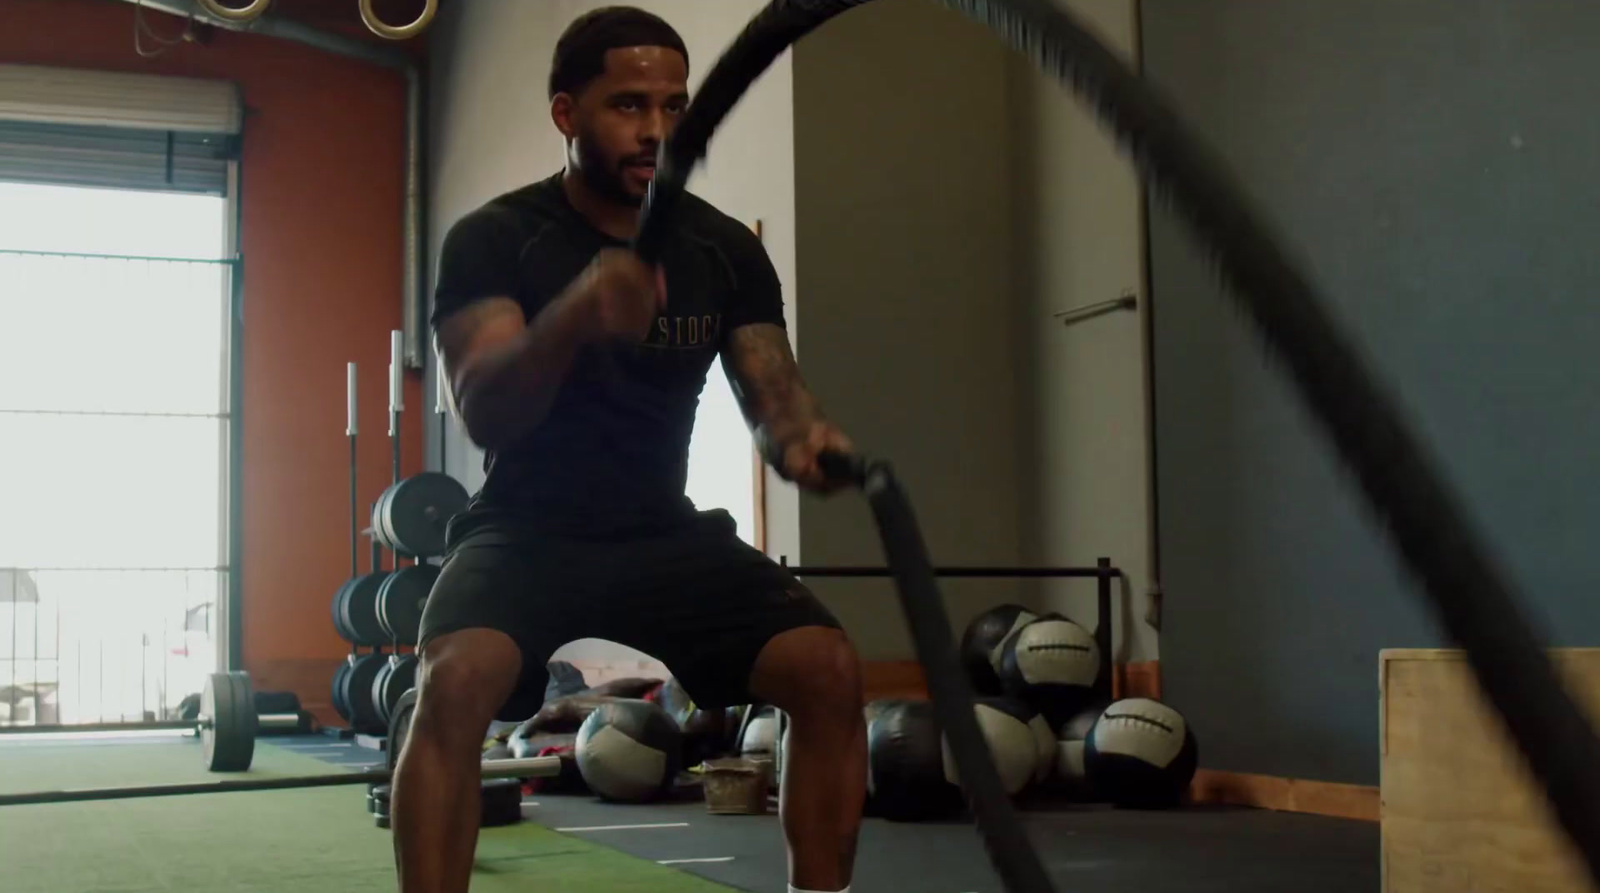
[
  {"x1": 392, "y1": 628, "x2": 522, "y2": 893},
  {"x1": 749, "y1": 625, "x2": 867, "y2": 892}
]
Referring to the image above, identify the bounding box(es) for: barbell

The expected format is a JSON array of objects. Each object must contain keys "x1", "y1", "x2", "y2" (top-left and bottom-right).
[{"x1": 0, "y1": 671, "x2": 559, "y2": 807}]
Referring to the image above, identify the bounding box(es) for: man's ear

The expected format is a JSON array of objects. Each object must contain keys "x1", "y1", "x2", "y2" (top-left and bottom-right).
[{"x1": 550, "y1": 93, "x2": 578, "y2": 140}]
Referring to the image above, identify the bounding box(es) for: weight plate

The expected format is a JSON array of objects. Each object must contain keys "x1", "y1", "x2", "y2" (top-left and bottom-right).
[
  {"x1": 387, "y1": 687, "x2": 419, "y2": 773},
  {"x1": 379, "y1": 483, "x2": 403, "y2": 554},
  {"x1": 342, "y1": 572, "x2": 390, "y2": 647},
  {"x1": 343, "y1": 653, "x2": 388, "y2": 735},
  {"x1": 331, "y1": 659, "x2": 353, "y2": 722},
  {"x1": 369, "y1": 782, "x2": 392, "y2": 817},
  {"x1": 372, "y1": 473, "x2": 469, "y2": 559},
  {"x1": 370, "y1": 659, "x2": 396, "y2": 727},
  {"x1": 374, "y1": 655, "x2": 418, "y2": 727},
  {"x1": 230, "y1": 670, "x2": 258, "y2": 771},
  {"x1": 202, "y1": 671, "x2": 254, "y2": 772},
  {"x1": 331, "y1": 577, "x2": 360, "y2": 643},
  {"x1": 480, "y1": 777, "x2": 523, "y2": 827},
  {"x1": 374, "y1": 480, "x2": 403, "y2": 556},
  {"x1": 377, "y1": 565, "x2": 437, "y2": 646},
  {"x1": 200, "y1": 673, "x2": 221, "y2": 768},
  {"x1": 371, "y1": 486, "x2": 392, "y2": 554},
  {"x1": 370, "y1": 783, "x2": 391, "y2": 808}
]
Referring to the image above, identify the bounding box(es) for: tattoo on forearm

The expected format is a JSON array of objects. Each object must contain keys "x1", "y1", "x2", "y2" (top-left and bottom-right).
[{"x1": 723, "y1": 323, "x2": 822, "y2": 444}]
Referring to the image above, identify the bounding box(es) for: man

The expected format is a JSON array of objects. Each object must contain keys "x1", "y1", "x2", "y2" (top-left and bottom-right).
[{"x1": 391, "y1": 8, "x2": 867, "y2": 893}]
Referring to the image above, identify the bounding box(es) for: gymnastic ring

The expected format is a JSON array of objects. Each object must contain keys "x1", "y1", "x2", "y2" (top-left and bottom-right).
[
  {"x1": 359, "y1": 0, "x2": 437, "y2": 40},
  {"x1": 193, "y1": 0, "x2": 272, "y2": 23},
  {"x1": 637, "y1": 0, "x2": 1600, "y2": 889}
]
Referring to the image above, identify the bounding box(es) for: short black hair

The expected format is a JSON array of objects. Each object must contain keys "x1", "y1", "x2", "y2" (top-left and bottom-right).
[{"x1": 548, "y1": 6, "x2": 690, "y2": 99}]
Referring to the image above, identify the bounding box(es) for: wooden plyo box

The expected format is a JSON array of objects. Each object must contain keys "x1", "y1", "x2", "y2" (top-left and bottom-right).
[{"x1": 1381, "y1": 648, "x2": 1600, "y2": 893}]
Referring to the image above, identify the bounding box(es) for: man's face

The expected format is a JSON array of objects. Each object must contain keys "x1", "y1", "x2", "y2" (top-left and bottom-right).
[{"x1": 555, "y1": 46, "x2": 690, "y2": 207}]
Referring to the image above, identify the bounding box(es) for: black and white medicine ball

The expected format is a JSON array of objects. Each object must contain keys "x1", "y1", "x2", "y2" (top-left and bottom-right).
[
  {"x1": 961, "y1": 604, "x2": 1038, "y2": 695},
  {"x1": 1053, "y1": 700, "x2": 1110, "y2": 798},
  {"x1": 864, "y1": 697, "x2": 1040, "y2": 820},
  {"x1": 739, "y1": 706, "x2": 780, "y2": 761},
  {"x1": 1025, "y1": 711, "x2": 1056, "y2": 786},
  {"x1": 574, "y1": 698, "x2": 684, "y2": 803},
  {"x1": 863, "y1": 698, "x2": 901, "y2": 728},
  {"x1": 1083, "y1": 697, "x2": 1197, "y2": 808},
  {"x1": 482, "y1": 742, "x2": 514, "y2": 762},
  {"x1": 939, "y1": 697, "x2": 1044, "y2": 797},
  {"x1": 865, "y1": 700, "x2": 965, "y2": 821},
  {"x1": 999, "y1": 613, "x2": 1101, "y2": 727}
]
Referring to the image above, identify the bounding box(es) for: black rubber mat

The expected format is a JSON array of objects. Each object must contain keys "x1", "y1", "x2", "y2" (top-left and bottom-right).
[
  {"x1": 281, "y1": 734, "x2": 1376, "y2": 892},
  {"x1": 528, "y1": 794, "x2": 1377, "y2": 893}
]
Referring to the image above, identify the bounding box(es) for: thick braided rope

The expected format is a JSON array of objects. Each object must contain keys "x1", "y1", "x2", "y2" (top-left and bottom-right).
[{"x1": 635, "y1": 1, "x2": 1600, "y2": 889}]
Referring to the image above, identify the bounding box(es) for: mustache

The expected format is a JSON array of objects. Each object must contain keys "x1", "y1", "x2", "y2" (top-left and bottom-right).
[{"x1": 618, "y1": 153, "x2": 657, "y2": 169}]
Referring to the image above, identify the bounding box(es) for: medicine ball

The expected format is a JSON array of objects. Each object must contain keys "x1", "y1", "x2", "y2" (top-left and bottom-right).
[
  {"x1": 739, "y1": 706, "x2": 780, "y2": 762},
  {"x1": 941, "y1": 697, "x2": 1043, "y2": 797},
  {"x1": 863, "y1": 698, "x2": 899, "y2": 727},
  {"x1": 722, "y1": 705, "x2": 748, "y2": 756},
  {"x1": 574, "y1": 699, "x2": 684, "y2": 803},
  {"x1": 1053, "y1": 700, "x2": 1109, "y2": 798},
  {"x1": 865, "y1": 700, "x2": 964, "y2": 821},
  {"x1": 1083, "y1": 698, "x2": 1198, "y2": 808},
  {"x1": 1026, "y1": 712, "x2": 1056, "y2": 786},
  {"x1": 999, "y1": 614, "x2": 1101, "y2": 727},
  {"x1": 482, "y1": 742, "x2": 514, "y2": 762},
  {"x1": 961, "y1": 604, "x2": 1037, "y2": 695},
  {"x1": 655, "y1": 676, "x2": 696, "y2": 728}
]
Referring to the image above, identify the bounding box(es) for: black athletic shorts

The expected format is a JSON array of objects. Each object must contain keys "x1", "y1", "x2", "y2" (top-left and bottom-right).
[{"x1": 416, "y1": 507, "x2": 842, "y2": 722}]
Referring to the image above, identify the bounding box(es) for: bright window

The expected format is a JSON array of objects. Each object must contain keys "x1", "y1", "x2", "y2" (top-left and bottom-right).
[{"x1": 0, "y1": 181, "x2": 234, "y2": 725}]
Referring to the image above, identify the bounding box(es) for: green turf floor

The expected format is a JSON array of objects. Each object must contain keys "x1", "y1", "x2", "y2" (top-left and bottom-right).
[{"x1": 0, "y1": 736, "x2": 736, "y2": 892}]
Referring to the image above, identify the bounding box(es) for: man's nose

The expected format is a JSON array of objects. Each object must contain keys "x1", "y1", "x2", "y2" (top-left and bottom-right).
[{"x1": 638, "y1": 107, "x2": 667, "y2": 144}]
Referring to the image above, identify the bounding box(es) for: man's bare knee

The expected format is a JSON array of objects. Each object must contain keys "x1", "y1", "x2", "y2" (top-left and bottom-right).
[
  {"x1": 752, "y1": 626, "x2": 864, "y2": 726},
  {"x1": 410, "y1": 628, "x2": 522, "y2": 752}
]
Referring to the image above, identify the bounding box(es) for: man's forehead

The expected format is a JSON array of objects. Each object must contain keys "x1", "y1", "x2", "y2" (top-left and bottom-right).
[{"x1": 598, "y1": 45, "x2": 689, "y2": 86}]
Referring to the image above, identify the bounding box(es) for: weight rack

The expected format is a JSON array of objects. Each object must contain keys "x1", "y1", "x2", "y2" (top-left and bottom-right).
[{"x1": 327, "y1": 337, "x2": 465, "y2": 749}]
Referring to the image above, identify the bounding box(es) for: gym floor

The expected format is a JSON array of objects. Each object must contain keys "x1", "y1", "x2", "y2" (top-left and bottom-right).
[{"x1": 0, "y1": 732, "x2": 1378, "y2": 892}]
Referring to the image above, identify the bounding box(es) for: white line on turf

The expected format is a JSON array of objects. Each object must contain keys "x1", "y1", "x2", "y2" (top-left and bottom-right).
[
  {"x1": 555, "y1": 822, "x2": 691, "y2": 832},
  {"x1": 657, "y1": 857, "x2": 735, "y2": 865}
]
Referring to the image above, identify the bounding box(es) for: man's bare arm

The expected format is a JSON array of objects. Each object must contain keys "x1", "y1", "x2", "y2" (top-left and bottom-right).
[
  {"x1": 437, "y1": 248, "x2": 663, "y2": 451},
  {"x1": 435, "y1": 293, "x2": 592, "y2": 451},
  {"x1": 721, "y1": 322, "x2": 827, "y2": 463}
]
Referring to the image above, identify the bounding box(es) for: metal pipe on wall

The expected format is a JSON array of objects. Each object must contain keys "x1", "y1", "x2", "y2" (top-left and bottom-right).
[
  {"x1": 403, "y1": 66, "x2": 424, "y2": 369},
  {"x1": 112, "y1": 0, "x2": 428, "y2": 369}
]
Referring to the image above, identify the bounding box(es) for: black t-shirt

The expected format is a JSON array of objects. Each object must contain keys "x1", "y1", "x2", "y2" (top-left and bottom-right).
[{"x1": 431, "y1": 171, "x2": 784, "y2": 537}]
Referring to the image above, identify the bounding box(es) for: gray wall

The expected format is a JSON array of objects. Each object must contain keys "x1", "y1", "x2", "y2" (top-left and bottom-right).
[
  {"x1": 1143, "y1": 0, "x2": 1600, "y2": 784},
  {"x1": 791, "y1": 0, "x2": 1034, "y2": 659},
  {"x1": 1008, "y1": 0, "x2": 1155, "y2": 663}
]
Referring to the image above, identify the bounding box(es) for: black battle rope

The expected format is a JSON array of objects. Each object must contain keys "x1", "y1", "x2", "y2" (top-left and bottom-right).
[
  {"x1": 634, "y1": 0, "x2": 1600, "y2": 889},
  {"x1": 636, "y1": 5, "x2": 1055, "y2": 890},
  {"x1": 820, "y1": 451, "x2": 1057, "y2": 893}
]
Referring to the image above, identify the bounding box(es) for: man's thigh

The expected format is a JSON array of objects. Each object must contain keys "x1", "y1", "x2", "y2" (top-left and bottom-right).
[
  {"x1": 594, "y1": 510, "x2": 843, "y2": 709},
  {"x1": 417, "y1": 532, "x2": 588, "y2": 722}
]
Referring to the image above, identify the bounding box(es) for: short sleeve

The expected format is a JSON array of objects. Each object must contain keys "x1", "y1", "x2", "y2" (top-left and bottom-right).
[
  {"x1": 720, "y1": 224, "x2": 787, "y2": 331},
  {"x1": 430, "y1": 205, "x2": 525, "y2": 327}
]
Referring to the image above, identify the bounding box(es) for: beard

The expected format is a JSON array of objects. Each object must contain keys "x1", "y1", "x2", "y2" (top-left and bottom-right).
[{"x1": 574, "y1": 132, "x2": 647, "y2": 208}]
